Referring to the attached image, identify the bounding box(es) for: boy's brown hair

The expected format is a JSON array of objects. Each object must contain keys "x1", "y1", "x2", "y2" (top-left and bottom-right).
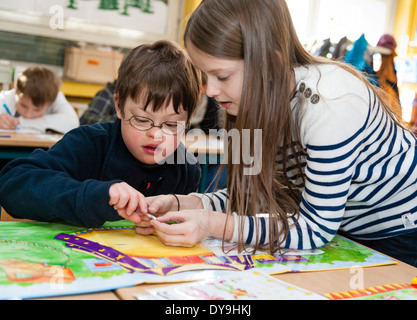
[
  {"x1": 16, "y1": 66, "x2": 61, "y2": 107},
  {"x1": 115, "y1": 40, "x2": 202, "y2": 124}
]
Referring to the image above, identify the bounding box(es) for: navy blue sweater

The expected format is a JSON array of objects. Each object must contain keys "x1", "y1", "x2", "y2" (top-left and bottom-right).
[{"x1": 0, "y1": 120, "x2": 201, "y2": 226}]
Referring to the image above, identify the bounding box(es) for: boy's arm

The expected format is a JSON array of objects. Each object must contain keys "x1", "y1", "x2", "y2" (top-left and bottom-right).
[{"x1": 0, "y1": 128, "x2": 120, "y2": 226}]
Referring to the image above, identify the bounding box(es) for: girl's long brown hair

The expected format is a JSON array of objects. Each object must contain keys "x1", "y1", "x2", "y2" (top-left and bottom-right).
[{"x1": 184, "y1": 0, "x2": 404, "y2": 254}]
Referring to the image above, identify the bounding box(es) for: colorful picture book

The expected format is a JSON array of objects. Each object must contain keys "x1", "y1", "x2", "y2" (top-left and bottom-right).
[{"x1": 0, "y1": 220, "x2": 396, "y2": 299}]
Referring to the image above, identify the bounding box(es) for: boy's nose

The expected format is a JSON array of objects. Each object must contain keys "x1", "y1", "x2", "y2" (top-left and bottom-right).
[{"x1": 146, "y1": 126, "x2": 165, "y2": 141}]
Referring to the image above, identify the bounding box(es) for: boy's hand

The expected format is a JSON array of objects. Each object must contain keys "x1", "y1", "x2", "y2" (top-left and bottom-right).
[
  {"x1": 108, "y1": 182, "x2": 148, "y2": 224},
  {"x1": 0, "y1": 113, "x2": 19, "y2": 130}
]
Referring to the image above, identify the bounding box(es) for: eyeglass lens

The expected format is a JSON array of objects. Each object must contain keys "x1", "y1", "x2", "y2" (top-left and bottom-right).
[{"x1": 128, "y1": 116, "x2": 184, "y2": 135}]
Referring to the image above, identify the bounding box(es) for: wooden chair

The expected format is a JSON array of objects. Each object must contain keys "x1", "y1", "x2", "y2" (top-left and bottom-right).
[{"x1": 0, "y1": 207, "x2": 31, "y2": 221}]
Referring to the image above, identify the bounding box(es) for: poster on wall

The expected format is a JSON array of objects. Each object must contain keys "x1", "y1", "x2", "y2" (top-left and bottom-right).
[{"x1": 0, "y1": 0, "x2": 169, "y2": 35}]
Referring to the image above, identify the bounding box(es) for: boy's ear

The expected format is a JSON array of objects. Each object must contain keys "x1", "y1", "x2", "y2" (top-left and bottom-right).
[{"x1": 114, "y1": 94, "x2": 122, "y2": 119}]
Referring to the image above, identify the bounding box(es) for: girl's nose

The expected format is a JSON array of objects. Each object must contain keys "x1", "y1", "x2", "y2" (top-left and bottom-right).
[{"x1": 205, "y1": 78, "x2": 220, "y2": 98}]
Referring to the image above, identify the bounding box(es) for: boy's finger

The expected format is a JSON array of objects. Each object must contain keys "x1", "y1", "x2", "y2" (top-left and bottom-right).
[
  {"x1": 108, "y1": 191, "x2": 119, "y2": 206},
  {"x1": 128, "y1": 212, "x2": 143, "y2": 224},
  {"x1": 126, "y1": 195, "x2": 139, "y2": 216},
  {"x1": 137, "y1": 192, "x2": 148, "y2": 214},
  {"x1": 116, "y1": 190, "x2": 131, "y2": 210},
  {"x1": 135, "y1": 226, "x2": 155, "y2": 235}
]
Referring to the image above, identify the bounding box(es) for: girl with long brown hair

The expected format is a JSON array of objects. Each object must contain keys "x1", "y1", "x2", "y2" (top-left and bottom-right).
[{"x1": 138, "y1": 0, "x2": 417, "y2": 267}]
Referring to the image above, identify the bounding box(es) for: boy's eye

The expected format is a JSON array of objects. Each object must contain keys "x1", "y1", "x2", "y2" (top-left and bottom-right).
[
  {"x1": 163, "y1": 122, "x2": 178, "y2": 128},
  {"x1": 133, "y1": 117, "x2": 152, "y2": 124}
]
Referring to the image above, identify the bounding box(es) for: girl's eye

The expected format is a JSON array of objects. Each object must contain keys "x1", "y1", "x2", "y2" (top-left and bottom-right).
[{"x1": 217, "y1": 76, "x2": 229, "y2": 81}]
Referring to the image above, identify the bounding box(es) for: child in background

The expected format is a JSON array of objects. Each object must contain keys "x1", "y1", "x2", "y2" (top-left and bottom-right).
[
  {"x1": 79, "y1": 80, "x2": 117, "y2": 125},
  {"x1": 136, "y1": 0, "x2": 417, "y2": 267},
  {"x1": 0, "y1": 66, "x2": 79, "y2": 133},
  {"x1": 0, "y1": 40, "x2": 202, "y2": 227}
]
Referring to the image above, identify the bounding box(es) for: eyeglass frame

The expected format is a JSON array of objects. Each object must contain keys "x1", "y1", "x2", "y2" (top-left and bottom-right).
[{"x1": 122, "y1": 115, "x2": 186, "y2": 135}]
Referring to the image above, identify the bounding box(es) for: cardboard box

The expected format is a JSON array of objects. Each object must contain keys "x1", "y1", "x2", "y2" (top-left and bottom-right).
[{"x1": 63, "y1": 46, "x2": 124, "y2": 84}]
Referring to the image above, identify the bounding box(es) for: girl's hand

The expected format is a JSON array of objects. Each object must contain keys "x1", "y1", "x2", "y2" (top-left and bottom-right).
[
  {"x1": 151, "y1": 210, "x2": 211, "y2": 247},
  {"x1": 0, "y1": 113, "x2": 19, "y2": 130},
  {"x1": 134, "y1": 194, "x2": 178, "y2": 235},
  {"x1": 108, "y1": 182, "x2": 147, "y2": 224},
  {"x1": 147, "y1": 194, "x2": 179, "y2": 215},
  {"x1": 149, "y1": 210, "x2": 234, "y2": 247}
]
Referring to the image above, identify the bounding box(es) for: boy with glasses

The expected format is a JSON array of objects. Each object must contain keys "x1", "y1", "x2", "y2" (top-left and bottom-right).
[{"x1": 0, "y1": 40, "x2": 202, "y2": 227}]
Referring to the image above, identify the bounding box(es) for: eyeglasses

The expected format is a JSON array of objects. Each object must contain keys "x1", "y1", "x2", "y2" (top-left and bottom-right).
[{"x1": 123, "y1": 115, "x2": 185, "y2": 135}]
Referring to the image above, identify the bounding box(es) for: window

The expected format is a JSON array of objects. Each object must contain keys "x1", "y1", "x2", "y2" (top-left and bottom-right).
[
  {"x1": 286, "y1": 0, "x2": 396, "y2": 48},
  {"x1": 286, "y1": 0, "x2": 417, "y2": 121}
]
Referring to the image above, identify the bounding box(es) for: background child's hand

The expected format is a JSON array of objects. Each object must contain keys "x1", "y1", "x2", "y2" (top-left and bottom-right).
[
  {"x1": 0, "y1": 113, "x2": 19, "y2": 130},
  {"x1": 109, "y1": 182, "x2": 147, "y2": 224}
]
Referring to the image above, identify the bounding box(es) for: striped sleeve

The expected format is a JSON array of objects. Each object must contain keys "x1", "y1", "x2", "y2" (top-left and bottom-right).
[{"x1": 190, "y1": 188, "x2": 228, "y2": 212}]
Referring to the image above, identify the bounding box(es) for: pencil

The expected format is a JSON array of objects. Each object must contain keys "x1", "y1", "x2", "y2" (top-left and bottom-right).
[{"x1": 144, "y1": 213, "x2": 157, "y2": 220}]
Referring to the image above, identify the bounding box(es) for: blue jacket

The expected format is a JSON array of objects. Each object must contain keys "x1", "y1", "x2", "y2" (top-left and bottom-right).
[{"x1": 0, "y1": 120, "x2": 201, "y2": 226}]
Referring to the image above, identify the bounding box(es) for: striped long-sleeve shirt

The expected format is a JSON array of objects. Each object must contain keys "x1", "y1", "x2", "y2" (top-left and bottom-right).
[{"x1": 192, "y1": 64, "x2": 417, "y2": 250}]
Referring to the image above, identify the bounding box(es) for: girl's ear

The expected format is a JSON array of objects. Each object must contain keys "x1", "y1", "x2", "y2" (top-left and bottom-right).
[{"x1": 114, "y1": 94, "x2": 123, "y2": 119}]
